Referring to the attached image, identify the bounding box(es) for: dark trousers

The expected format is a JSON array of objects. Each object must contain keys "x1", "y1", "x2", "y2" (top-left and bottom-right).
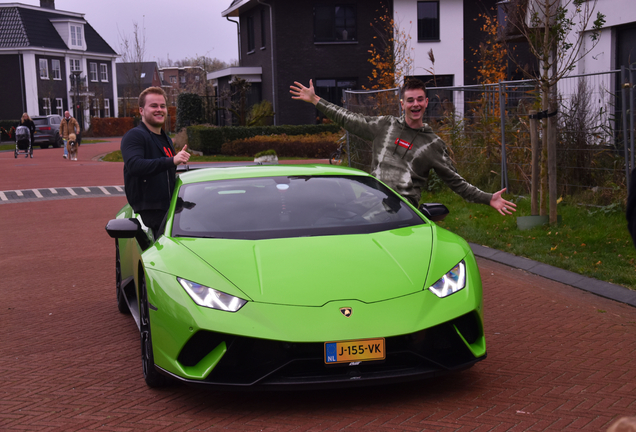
[{"x1": 139, "y1": 209, "x2": 167, "y2": 238}]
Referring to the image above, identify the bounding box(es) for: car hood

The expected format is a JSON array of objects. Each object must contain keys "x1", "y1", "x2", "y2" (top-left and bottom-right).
[{"x1": 176, "y1": 225, "x2": 433, "y2": 307}]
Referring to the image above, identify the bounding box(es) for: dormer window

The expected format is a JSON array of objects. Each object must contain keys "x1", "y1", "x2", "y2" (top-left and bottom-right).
[{"x1": 70, "y1": 24, "x2": 83, "y2": 47}]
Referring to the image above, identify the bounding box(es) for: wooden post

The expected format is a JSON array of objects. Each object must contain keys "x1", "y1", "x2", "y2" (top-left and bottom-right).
[{"x1": 529, "y1": 109, "x2": 540, "y2": 215}]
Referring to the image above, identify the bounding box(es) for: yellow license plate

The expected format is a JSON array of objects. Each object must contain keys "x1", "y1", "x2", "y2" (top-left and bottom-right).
[{"x1": 324, "y1": 338, "x2": 385, "y2": 364}]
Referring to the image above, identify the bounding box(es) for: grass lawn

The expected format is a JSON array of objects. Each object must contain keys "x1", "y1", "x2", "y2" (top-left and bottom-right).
[{"x1": 423, "y1": 188, "x2": 636, "y2": 290}]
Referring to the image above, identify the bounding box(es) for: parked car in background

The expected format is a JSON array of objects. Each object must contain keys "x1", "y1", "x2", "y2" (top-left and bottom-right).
[{"x1": 32, "y1": 115, "x2": 63, "y2": 149}]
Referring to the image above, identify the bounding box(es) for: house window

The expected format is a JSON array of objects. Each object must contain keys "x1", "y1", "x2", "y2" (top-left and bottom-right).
[
  {"x1": 261, "y1": 9, "x2": 266, "y2": 48},
  {"x1": 247, "y1": 15, "x2": 255, "y2": 52},
  {"x1": 39, "y1": 59, "x2": 49, "y2": 79},
  {"x1": 195, "y1": 75, "x2": 200, "y2": 81},
  {"x1": 100, "y1": 64, "x2": 109, "y2": 81},
  {"x1": 43, "y1": 98, "x2": 52, "y2": 115},
  {"x1": 70, "y1": 58, "x2": 81, "y2": 72},
  {"x1": 314, "y1": 78, "x2": 357, "y2": 106},
  {"x1": 92, "y1": 98, "x2": 100, "y2": 118},
  {"x1": 170, "y1": 76, "x2": 176, "y2": 83},
  {"x1": 52, "y1": 59, "x2": 61, "y2": 80},
  {"x1": 70, "y1": 24, "x2": 83, "y2": 47},
  {"x1": 314, "y1": 5, "x2": 357, "y2": 42},
  {"x1": 90, "y1": 62, "x2": 98, "y2": 81},
  {"x1": 55, "y1": 98, "x2": 64, "y2": 116},
  {"x1": 180, "y1": 75, "x2": 186, "y2": 84},
  {"x1": 104, "y1": 99, "x2": 111, "y2": 117},
  {"x1": 417, "y1": 1, "x2": 440, "y2": 41}
]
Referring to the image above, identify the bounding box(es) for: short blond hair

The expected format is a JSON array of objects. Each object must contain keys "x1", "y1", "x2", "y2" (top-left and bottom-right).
[{"x1": 138, "y1": 87, "x2": 167, "y2": 108}]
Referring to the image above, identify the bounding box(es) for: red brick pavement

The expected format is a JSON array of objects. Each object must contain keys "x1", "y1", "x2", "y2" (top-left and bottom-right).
[{"x1": 1, "y1": 140, "x2": 635, "y2": 431}]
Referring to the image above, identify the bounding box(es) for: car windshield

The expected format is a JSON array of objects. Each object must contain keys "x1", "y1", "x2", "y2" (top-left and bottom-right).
[{"x1": 172, "y1": 175, "x2": 425, "y2": 240}]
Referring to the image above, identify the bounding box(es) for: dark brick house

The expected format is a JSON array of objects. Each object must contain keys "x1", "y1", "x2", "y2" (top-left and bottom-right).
[
  {"x1": 216, "y1": 0, "x2": 383, "y2": 126},
  {"x1": 0, "y1": 0, "x2": 118, "y2": 128}
]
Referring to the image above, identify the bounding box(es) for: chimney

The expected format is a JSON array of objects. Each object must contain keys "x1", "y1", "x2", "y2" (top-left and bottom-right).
[{"x1": 40, "y1": 0, "x2": 55, "y2": 9}]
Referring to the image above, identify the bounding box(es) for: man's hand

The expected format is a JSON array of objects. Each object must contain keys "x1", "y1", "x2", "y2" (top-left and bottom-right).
[
  {"x1": 173, "y1": 144, "x2": 190, "y2": 166},
  {"x1": 290, "y1": 80, "x2": 321, "y2": 105},
  {"x1": 490, "y1": 188, "x2": 517, "y2": 216}
]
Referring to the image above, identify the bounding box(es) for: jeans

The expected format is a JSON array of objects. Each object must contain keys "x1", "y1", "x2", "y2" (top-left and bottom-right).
[{"x1": 63, "y1": 139, "x2": 68, "y2": 157}]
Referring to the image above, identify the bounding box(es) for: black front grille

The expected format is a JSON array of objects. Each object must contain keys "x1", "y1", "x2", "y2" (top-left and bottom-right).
[{"x1": 176, "y1": 311, "x2": 484, "y2": 387}]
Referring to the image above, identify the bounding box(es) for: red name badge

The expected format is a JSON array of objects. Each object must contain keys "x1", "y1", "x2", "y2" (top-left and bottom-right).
[{"x1": 395, "y1": 138, "x2": 413, "y2": 150}]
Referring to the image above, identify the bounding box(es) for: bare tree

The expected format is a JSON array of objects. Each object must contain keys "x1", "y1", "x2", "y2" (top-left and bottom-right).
[
  {"x1": 118, "y1": 22, "x2": 147, "y2": 117},
  {"x1": 505, "y1": 0, "x2": 605, "y2": 223}
]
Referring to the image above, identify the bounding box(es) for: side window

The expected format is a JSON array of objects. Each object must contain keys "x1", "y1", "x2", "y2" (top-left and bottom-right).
[{"x1": 39, "y1": 58, "x2": 49, "y2": 79}]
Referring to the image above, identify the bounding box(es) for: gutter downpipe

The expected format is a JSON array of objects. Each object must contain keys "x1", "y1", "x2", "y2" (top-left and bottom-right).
[
  {"x1": 226, "y1": 16, "x2": 241, "y2": 65},
  {"x1": 257, "y1": 0, "x2": 276, "y2": 125}
]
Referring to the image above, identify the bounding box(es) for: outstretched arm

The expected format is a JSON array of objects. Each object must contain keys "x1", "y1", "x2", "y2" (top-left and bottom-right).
[
  {"x1": 290, "y1": 80, "x2": 321, "y2": 105},
  {"x1": 490, "y1": 188, "x2": 517, "y2": 216}
]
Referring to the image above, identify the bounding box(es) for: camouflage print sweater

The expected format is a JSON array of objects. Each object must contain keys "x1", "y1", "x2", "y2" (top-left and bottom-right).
[{"x1": 316, "y1": 98, "x2": 492, "y2": 207}]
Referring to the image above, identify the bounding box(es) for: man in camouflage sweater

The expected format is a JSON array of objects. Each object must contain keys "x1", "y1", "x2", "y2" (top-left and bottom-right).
[{"x1": 290, "y1": 78, "x2": 516, "y2": 215}]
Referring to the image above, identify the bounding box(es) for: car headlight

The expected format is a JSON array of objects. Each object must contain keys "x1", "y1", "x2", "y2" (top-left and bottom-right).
[
  {"x1": 178, "y1": 278, "x2": 247, "y2": 312},
  {"x1": 428, "y1": 260, "x2": 466, "y2": 298}
]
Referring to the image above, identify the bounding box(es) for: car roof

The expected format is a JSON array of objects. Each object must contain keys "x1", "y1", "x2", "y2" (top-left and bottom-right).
[{"x1": 177, "y1": 163, "x2": 370, "y2": 185}]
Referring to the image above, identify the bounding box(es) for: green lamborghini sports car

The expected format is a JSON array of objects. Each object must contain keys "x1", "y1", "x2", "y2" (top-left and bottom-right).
[{"x1": 105, "y1": 163, "x2": 486, "y2": 388}]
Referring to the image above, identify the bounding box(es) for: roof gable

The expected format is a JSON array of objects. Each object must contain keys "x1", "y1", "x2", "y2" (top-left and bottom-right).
[{"x1": 0, "y1": 5, "x2": 116, "y2": 55}]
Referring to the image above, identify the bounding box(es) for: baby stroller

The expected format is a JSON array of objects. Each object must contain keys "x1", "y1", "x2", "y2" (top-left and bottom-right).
[{"x1": 14, "y1": 125, "x2": 33, "y2": 158}]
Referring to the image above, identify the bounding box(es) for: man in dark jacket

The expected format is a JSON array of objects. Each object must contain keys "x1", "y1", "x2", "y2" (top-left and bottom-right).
[{"x1": 121, "y1": 87, "x2": 190, "y2": 236}]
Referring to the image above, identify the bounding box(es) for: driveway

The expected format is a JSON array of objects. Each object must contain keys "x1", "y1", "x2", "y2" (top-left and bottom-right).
[{"x1": 1, "y1": 141, "x2": 635, "y2": 431}]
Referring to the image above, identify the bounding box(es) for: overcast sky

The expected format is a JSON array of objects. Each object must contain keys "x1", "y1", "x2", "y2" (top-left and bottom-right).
[{"x1": 21, "y1": 0, "x2": 239, "y2": 64}]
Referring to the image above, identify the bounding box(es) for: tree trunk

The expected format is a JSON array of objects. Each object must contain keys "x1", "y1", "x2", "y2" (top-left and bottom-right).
[{"x1": 529, "y1": 109, "x2": 540, "y2": 215}]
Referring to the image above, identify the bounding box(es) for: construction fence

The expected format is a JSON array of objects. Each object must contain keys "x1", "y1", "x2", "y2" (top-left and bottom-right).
[{"x1": 344, "y1": 66, "x2": 636, "y2": 204}]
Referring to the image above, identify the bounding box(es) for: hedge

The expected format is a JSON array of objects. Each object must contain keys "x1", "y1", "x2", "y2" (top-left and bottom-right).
[
  {"x1": 0, "y1": 120, "x2": 19, "y2": 141},
  {"x1": 187, "y1": 123, "x2": 342, "y2": 155},
  {"x1": 89, "y1": 117, "x2": 134, "y2": 137},
  {"x1": 222, "y1": 132, "x2": 341, "y2": 158}
]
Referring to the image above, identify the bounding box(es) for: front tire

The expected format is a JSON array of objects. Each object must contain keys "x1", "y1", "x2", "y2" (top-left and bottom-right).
[{"x1": 139, "y1": 271, "x2": 169, "y2": 388}]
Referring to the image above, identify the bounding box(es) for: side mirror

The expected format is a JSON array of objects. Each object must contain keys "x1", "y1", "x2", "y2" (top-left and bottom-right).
[
  {"x1": 418, "y1": 203, "x2": 449, "y2": 222},
  {"x1": 105, "y1": 218, "x2": 151, "y2": 250}
]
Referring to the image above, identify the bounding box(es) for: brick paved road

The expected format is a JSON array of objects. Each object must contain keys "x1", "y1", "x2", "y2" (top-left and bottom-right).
[{"x1": 1, "y1": 141, "x2": 635, "y2": 431}]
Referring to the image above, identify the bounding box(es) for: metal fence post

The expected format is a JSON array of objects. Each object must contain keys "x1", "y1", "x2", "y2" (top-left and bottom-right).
[
  {"x1": 498, "y1": 82, "x2": 510, "y2": 192},
  {"x1": 622, "y1": 66, "x2": 631, "y2": 193}
]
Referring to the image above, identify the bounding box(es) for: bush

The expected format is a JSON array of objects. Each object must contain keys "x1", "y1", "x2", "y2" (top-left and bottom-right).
[
  {"x1": 187, "y1": 123, "x2": 342, "y2": 155},
  {"x1": 222, "y1": 132, "x2": 341, "y2": 158},
  {"x1": 177, "y1": 93, "x2": 203, "y2": 131},
  {"x1": 89, "y1": 117, "x2": 134, "y2": 137}
]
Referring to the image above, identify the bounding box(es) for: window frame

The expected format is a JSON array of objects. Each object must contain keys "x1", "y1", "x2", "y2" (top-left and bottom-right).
[
  {"x1": 92, "y1": 98, "x2": 100, "y2": 118},
  {"x1": 104, "y1": 98, "x2": 110, "y2": 117},
  {"x1": 314, "y1": 4, "x2": 357, "y2": 43},
  {"x1": 100, "y1": 63, "x2": 109, "y2": 82},
  {"x1": 70, "y1": 24, "x2": 83, "y2": 47},
  {"x1": 89, "y1": 62, "x2": 98, "y2": 82},
  {"x1": 69, "y1": 58, "x2": 82, "y2": 72},
  {"x1": 247, "y1": 14, "x2": 255, "y2": 53},
  {"x1": 39, "y1": 58, "x2": 49, "y2": 79},
  {"x1": 55, "y1": 98, "x2": 64, "y2": 116},
  {"x1": 51, "y1": 59, "x2": 61, "y2": 80},
  {"x1": 43, "y1": 98, "x2": 52, "y2": 115},
  {"x1": 417, "y1": 1, "x2": 440, "y2": 42},
  {"x1": 260, "y1": 9, "x2": 267, "y2": 49}
]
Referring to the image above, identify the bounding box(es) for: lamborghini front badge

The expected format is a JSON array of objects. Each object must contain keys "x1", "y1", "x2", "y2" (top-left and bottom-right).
[{"x1": 340, "y1": 307, "x2": 352, "y2": 317}]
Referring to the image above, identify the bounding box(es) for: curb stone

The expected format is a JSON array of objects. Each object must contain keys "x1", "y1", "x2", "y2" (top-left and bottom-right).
[{"x1": 470, "y1": 242, "x2": 636, "y2": 307}]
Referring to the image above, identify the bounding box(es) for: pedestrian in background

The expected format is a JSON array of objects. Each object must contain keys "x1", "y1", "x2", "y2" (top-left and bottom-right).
[
  {"x1": 59, "y1": 111, "x2": 79, "y2": 159},
  {"x1": 19, "y1": 113, "x2": 35, "y2": 144}
]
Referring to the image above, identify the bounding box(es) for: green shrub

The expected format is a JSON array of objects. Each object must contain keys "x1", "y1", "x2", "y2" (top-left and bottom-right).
[
  {"x1": 0, "y1": 120, "x2": 19, "y2": 141},
  {"x1": 187, "y1": 123, "x2": 342, "y2": 155},
  {"x1": 89, "y1": 117, "x2": 134, "y2": 137}
]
